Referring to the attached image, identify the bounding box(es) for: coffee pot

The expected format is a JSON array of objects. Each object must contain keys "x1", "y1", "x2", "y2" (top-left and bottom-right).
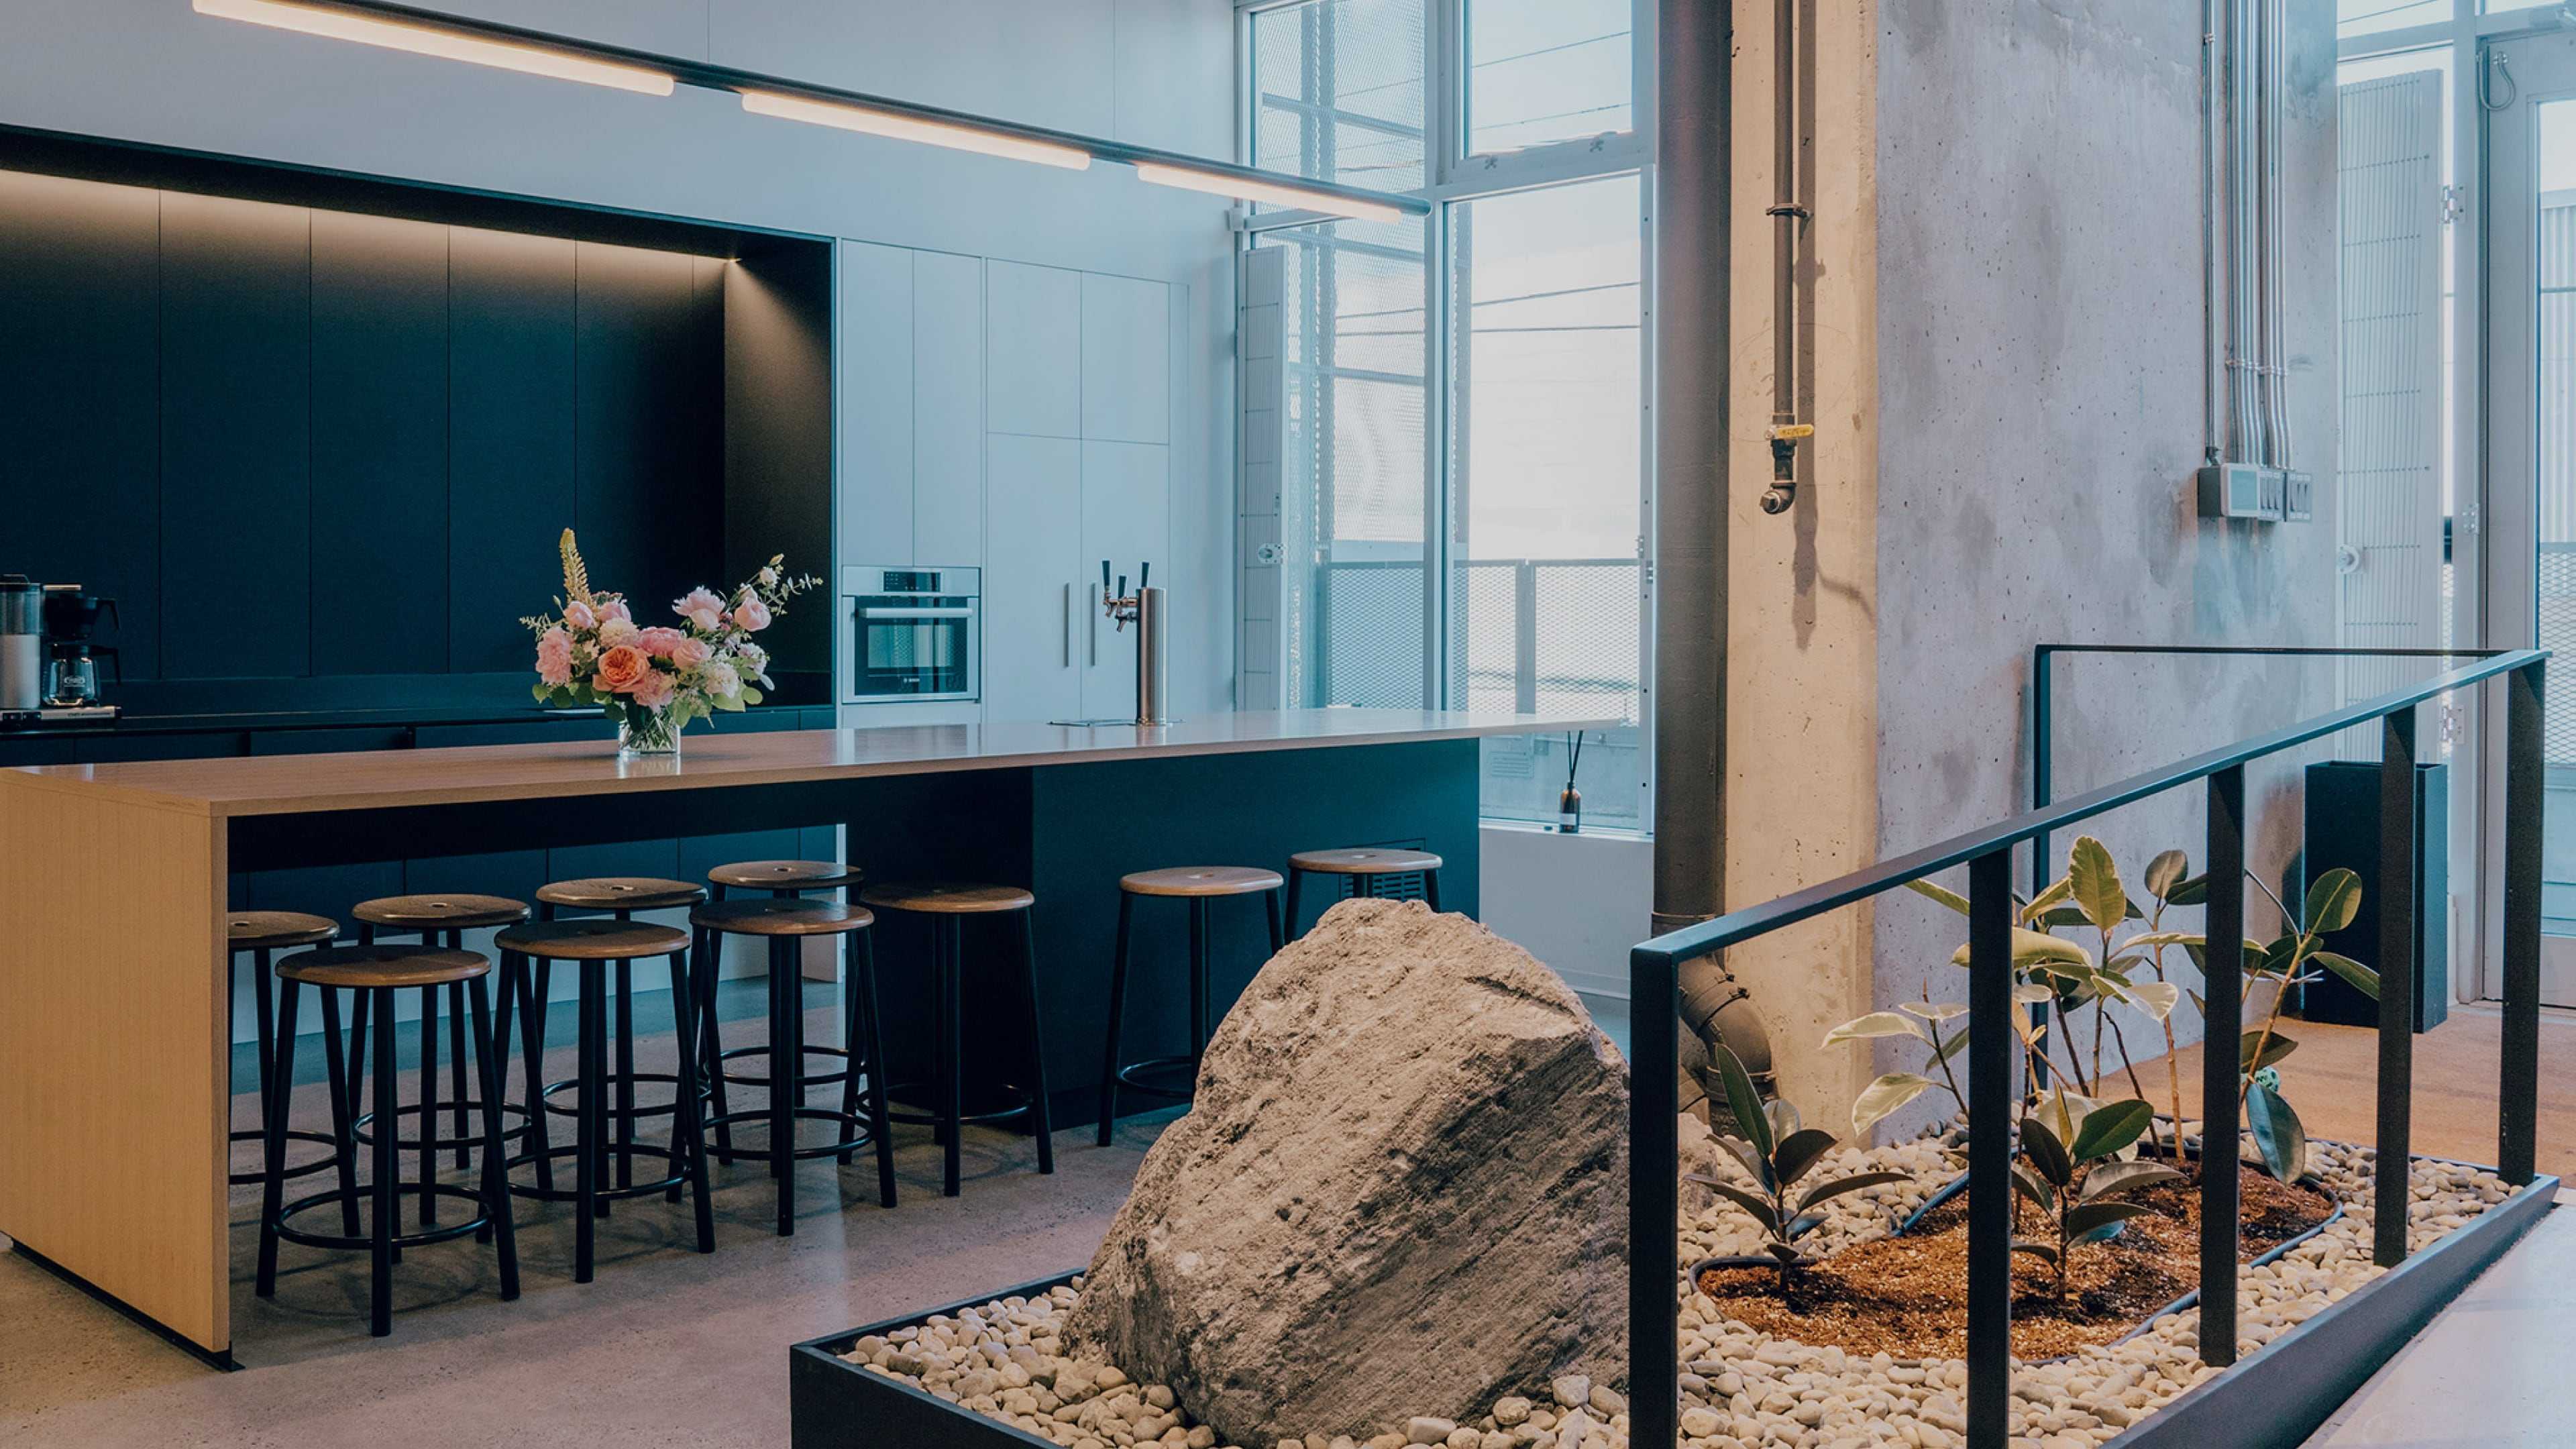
[{"x1": 40, "y1": 586, "x2": 118, "y2": 710}]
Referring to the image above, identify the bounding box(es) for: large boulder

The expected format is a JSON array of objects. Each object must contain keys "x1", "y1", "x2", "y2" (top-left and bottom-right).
[{"x1": 1065, "y1": 898, "x2": 1629, "y2": 1448}]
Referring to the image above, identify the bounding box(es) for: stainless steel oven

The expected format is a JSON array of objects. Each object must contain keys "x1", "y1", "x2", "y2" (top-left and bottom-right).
[{"x1": 843, "y1": 566, "x2": 979, "y2": 702}]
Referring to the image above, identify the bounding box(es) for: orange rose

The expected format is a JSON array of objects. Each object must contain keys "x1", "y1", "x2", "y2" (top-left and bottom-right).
[{"x1": 594, "y1": 644, "x2": 650, "y2": 694}]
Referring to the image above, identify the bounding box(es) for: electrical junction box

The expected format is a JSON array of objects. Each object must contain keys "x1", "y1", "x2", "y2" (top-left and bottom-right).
[
  {"x1": 2283, "y1": 470, "x2": 2314, "y2": 522},
  {"x1": 2198, "y1": 462, "x2": 2288, "y2": 521}
]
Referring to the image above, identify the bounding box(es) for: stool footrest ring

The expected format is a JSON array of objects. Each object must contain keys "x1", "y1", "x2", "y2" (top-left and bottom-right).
[
  {"x1": 229, "y1": 1126, "x2": 346, "y2": 1185},
  {"x1": 500, "y1": 1142, "x2": 692, "y2": 1203},
  {"x1": 270, "y1": 1183, "x2": 497, "y2": 1252},
  {"x1": 352, "y1": 1102, "x2": 533, "y2": 1152},
  {"x1": 883, "y1": 1081, "x2": 1043, "y2": 1131},
  {"x1": 1110, "y1": 1055, "x2": 1200, "y2": 1102},
  {"x1": 702, "y1": 1104, "x2": 879, "y2": 1161},
  {"x1": 537, "y1": 1071, "x2": 706, "y2": 1120},
  {"x1": 712, "y1": 1042, "x2": 852, "y2": 1089}
]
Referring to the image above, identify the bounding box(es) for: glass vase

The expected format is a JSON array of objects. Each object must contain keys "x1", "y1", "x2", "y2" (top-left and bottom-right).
[{"x1": 617, "y1": 708, "x2": 683, "y2": 757}]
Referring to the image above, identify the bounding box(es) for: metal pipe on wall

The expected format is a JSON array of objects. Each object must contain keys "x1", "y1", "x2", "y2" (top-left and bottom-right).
[
  {"x1": 2260, "y1": 0, "x2": 2294, "y2": 470},
  {"x1": 2204, "y1": 0, "x2": 2226, "y2": 465},
  {"x1": 2227, "y1": 0, "x2": 2264, "y2": 466}
]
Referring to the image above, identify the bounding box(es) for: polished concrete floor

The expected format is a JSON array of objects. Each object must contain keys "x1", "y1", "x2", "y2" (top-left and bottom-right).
[{"x1": 1, "y1": 980, "x2": 1176, "y2": 1448}]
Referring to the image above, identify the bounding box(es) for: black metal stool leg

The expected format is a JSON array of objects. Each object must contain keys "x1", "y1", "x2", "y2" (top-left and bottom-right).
[
  {"x1": 346, "y1": 986, "x2": 369, "y2": 1116},
  {"x1": 855, "y1": 927, "x2": 896, "y2": 1208},
  {"x1": 320, "y1": 987, "x2": 360, "y2": 1236},
  {"x1": 575, "y1": 960, "x2": 602, "y2": 1283},
  {"x1": 941, "y1": 918, "x2": 963, "y2": 1198},
  {"x1": 254, "y1": 974, "x2": 300, "y2": 1299},
  {"x1": 1424, "y1": 867, "x2": 1442, "y2": 912},
  {"x1": 665, "y1": 946, "x2": 717, "y2": 1251},
  {"x1": 446, "y1": 933, "x2": 470, "y2": 1168},
  {"x1": 837, "y1": 931, "x2": 863, "y2": 1166},
  {"x1": 1019, "y1": 910, "x2": 1055, "y2": 1175},
  {"x1": 1282, "y1": 867, "x2": 1303, "y2": 941},
  {"x1": 1095, "y1": 890, "x2": 1136, "y2": 1147},
  {"x1": 1266, "y1": 888, "x2": 1286, "y2": 954},
  {"x1": 512, "y1": 955, "x2": 554, "y2": 1195},
  {"x1": 615, "y1": 959, "x2": 637, "y2": 1193},
  {"x1": 370, "y1": 987, "x2": 398, "y2": 1338},
  {"x1": 701, "y1": 925, "x2": 737, "y2": 1167},
  {"x1": 251, "y1": 946, "x2": 275, "y2": 1126},
  {"x1": 772, "y1": 936, "x2": 801, "y2": 1236},
  {"x1": 1187, "y1": 899, "x2": 1210, "y2": 1073},
  {"x1": 419, "y1": 982, "x2": 441, "y2": 1226},
  {"x1": 468, "y1": 977, "x2": 521, "y2": 1301}
]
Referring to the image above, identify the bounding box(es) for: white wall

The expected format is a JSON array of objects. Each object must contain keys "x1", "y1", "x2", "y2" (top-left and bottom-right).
[
  {"x1": 1479, "y1": 824, "x2": 1651, "y2": 1003},
  {"x1": 0, "y1": 0, "x2": 1240, "y2": 712}
]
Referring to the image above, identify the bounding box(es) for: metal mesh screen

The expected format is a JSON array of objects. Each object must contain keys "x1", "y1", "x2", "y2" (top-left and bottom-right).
[
  {"x1": 1320, "y1": 561, "x2": 1427, "y2": 706},
  {"x1": 2542, "y1": 546, "x2": 2576, "y2": 763}
]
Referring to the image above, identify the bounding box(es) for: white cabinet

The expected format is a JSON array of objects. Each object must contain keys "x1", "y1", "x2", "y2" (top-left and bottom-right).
[
  {"x1": 1079, "y1": 440, "x2": 1171, "y2": 716},
  {"x1": 1081, "y1": 272, "x2": 1169, "y2": 444},
  {"x1": 985, "y1": 260, "x2": 1082, "y2": 438},
  {"x1": 912, "y1": 250, "x2": 984, "y2": 564},
  {"x1": 837, "y1": 241, "x2": 914, "y2": 566},
  {"x1": 983, "y1": 433, "x2": 1084, "y2": 724}
]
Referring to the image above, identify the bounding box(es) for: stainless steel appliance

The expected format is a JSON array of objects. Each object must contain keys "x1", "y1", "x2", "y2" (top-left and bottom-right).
[
  {"x1": 41, "y1": 586, "x2": 119, "y2": 714},
  {"x1": 843, "y1": 566, "x2": 979, "y2": 703},
  {"x1": 0, "y1": 576, "x2": 40, "y2": 716},
  {"x1": 1053, "y1": 559, "x2": 1179, "y2": 728}
]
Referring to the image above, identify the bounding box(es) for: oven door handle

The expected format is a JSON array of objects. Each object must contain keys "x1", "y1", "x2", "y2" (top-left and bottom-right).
[{"x1": 860, "y1": 606, "x2": 976, "y2": 620}]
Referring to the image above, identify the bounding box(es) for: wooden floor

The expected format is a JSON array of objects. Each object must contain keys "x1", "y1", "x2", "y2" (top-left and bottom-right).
[{"x1": 2145, "y1": 1003, "x2": 2576, "y2": 1181}]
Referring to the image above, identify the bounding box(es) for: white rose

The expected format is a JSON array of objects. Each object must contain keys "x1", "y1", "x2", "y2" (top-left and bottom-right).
[{"x1": 702, "y1": 660, "x2": 742, "y2": 698}]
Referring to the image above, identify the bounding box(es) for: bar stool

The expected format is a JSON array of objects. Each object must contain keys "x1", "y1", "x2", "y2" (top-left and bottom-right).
[
  {"x1": 531, "y1": 877, "x2": 708, "y2": 1199},
  {"x1": 690, "y1": 898, "x2": 894, "y2": 1233},
  {"x1": 347, "y1": 894, "x2": 533, "y2": 1210},
  {"x1": 700, "y1": 859, "x2": 863, "y2": 1167},
  {"x1": 1282, "y1": 847, "x2": 1444, "y2": 938},
  {"x1": 861, "y1": 882, "x2": 1055, "y2": 1198},
  {"x1": 226, "y1": 912, "x2": 352, "y2": 1203},
  {"x1": 256, "y1": 943, "x2": 519, "y2": 1338},
  {"x1": 490, "y1": 918, "x2": 715, "y2": 1283},
  {"x1": 1095, "y1": 868, "x2": 1285, "y2": 1146}
]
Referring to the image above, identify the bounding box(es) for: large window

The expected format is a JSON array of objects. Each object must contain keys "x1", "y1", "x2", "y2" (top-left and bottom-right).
[{"x1": 1244, "y1": 0, "x2": 1650, "y2": 830}]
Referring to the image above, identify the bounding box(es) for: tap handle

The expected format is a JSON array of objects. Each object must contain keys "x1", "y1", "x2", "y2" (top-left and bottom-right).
[
  {"x1": 1101, "y1": 559, "x2": 1112, "y2": 595},
  {"x1": 1137, "y1": 561, "x2": 1149, "y2": 592},
  {"x1": 1116, "y1": 574, "x2": 1128, "y2": 601}
]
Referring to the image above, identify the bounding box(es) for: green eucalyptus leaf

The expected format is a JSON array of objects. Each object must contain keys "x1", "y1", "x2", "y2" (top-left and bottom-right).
[
  {"x1": 1904, "y1": 877, "x2": 1972, "y2": 915},
  {"x1": 2070, "y1": 837, "x2": 2128, "y2": 931},
  {"x1": 2304, "y1": 867, "x2": 2364, "y2": 935},
  {"x1": 2311, "y1": 951, "x2": 2379, "y2": 1000},
  {"x1": 2069, "y1": 1098, "x2": 2156, "y2": 1162},
  {"x1": 1850, "y1": 1073, "x2": 1936, "y2": 1138},
  {"x1": 2247, "y1": 1081, "x2": 2308, "y2": 1185},
  {"x1": 1771, "y1": 1127, "x2": 1839, "y2": 1189},
  {"x1": 2145, "y1": 851, "x2": 2190, "y2": 902},
  {"x1": 1713, "y1": 1042, "x2": 1774, "y2": 1162}
]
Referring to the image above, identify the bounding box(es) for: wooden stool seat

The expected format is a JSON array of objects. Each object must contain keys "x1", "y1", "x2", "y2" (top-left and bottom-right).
[
  {"x1": 690, "y1": 898, "x2": 875, "y2": 936},
  {"x1": 708, "y1": 859, "x2": 864, "y2": 892},
  {"x1": 537, "y1": 877, "x2": 707, "y2": 912},
  {"x1": 1120, "y1": 865, "x2": 1285, "y2": 898},
  {"x1": 1286, "y1": 847, "x2": 1444, "y2": 875},
  {"x1": 226, "y1": 910, "x2": 339, "y2": 950},
  {"x1": 277, "y1": 944, "x2": 490, "y2": 991},
  {"x1": 860, "y1": 881, "x2": 1036, "y2": 914},
  {"x1": 354, "y1": 893, "x2": 532, "y2": 932},
  {"x1": 494, "y1": 918, "x2": 691, "y2": 963}
]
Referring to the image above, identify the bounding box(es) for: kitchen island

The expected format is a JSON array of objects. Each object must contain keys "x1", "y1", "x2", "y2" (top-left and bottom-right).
[{"x1": 0, "y1": 708, "x2": 1613, "y2": 1360}]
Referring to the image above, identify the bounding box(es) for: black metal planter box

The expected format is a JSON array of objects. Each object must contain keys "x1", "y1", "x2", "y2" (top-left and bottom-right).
[{"x1": 789, "y1": 1177, "x2": 2557, "y2": 1449}]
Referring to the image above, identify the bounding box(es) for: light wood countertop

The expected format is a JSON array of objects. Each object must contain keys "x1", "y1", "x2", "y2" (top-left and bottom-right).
[{"x1": 0, "y1": 708, "x2": 1622, "y2": 818}]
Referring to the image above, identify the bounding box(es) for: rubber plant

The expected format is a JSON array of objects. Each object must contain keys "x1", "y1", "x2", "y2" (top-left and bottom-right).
[
  {"x1": 1688, "y1": 1043, "x2": 1913, "y2": 1291},
  {"x1": 2010, "y1": 1097, "x2": 2186, "y2": 1297}
]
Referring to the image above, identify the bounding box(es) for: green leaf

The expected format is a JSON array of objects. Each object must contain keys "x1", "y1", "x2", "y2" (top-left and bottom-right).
[
  {"x1": 1770, "y1": 1128, "x2": 1839, "y2": 1189},
  {"x1": 2069, "y1": 837, "x2": 2128, "y2": 931},
  {"x1": 1904, "y1": 877, "x2": 1972, "y2": 915},
  {"x1": 2021, "y1": 1116, "x2": 2073, "y2": 1186},
  {"x1": 1782, "y1": 1210, "x2": 1829, "y2": 1242},
  {"x1": 1898, "y1": 1000, "x2": 1970, "y2": 1022},
  {"x1": 1950, "y1": 929, "x2": 2095, "y2": 971},
  {"x1": 2069, "y1": 1098, "x2": 2156, "y2": 1163},
  {"x1": 2304, "y1": 867, "x2": 2364, "y2": 935},
  {"x1": 1933, "y1": 1024, "x2": 1973, "y2": 1063},
  {"x1": 2240, "y1": 1030, "x2": 2299, "y2": 1073},
  {"x1": 1794, "y1": 1171, "x2": 1913, "y2": 1217},
  {"x1": 2010, "y1": 1238, "x2": 2063, "y2": 1267},
  {"x1": 2311, "y1": 951, "x2": 2379, "y2": 1000},
  {"x1": 2165, "y1": 873, "x2": 2210, "y2": 907},
  {"x1": 530, "y1": 682, "x2": 552, "y2": 702},
  {"x1": 2065, "y1": 1200, "x2": 2155, "y2": 1240},
  {"x1": 2125, "y1": 981, "x2": 2183, "y2": 1021},
  {"x1": 1687, "y1": 1177, "x2": 1783, "y2": 1236},
  {"x1": 2010, "y1": 1160, "x2": 2057, "y2": 1214},
  {"x1": 1712, "y1": 1042, "x2": 1773, "y2": 1162},
  {"x1": 2038, "y1": 906, "x2": 2094, "y2": 930},
  {"x1": 2022, "y1": 875, "x2": 2074, "y2": 925},
  {"x1": 2080, "y1": 1160, "x2": 2186, "y2": 1203},
  {"x1": 1822, "y1": 1012, "x2": 1931, "y2": 1049},
  {"x1": 1764, "y1": 1097, "x2": 1803, "y2": 1146},
  {"x1": 2247, "y1": 1081, "x2": 2308, "y2": 1184},
  {"x1": 1715, "y1": 1134, "x2": 1768, "y2": 1186},
  {"x1": 1850, "y1": 1073, "x2": 1937, "y2": 1138},
  {"x1": 2145, "y1": 851, "x2": 2190, "y2": 902},
  {"x1": 2012, "y1": 981, "x2": 2054, "y2": 1004}
]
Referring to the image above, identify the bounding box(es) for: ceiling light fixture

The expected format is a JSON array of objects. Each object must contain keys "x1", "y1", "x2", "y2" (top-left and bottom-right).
[
  {"x1": 738, "y1": 90, "x2": 1090, "y2": 171},
  {"x1": 191, "y1": 0, "x2": 676, "y2": 95},
  {"x1": 1129, "y1": 161, "x2": 1404, "y2": 224}
]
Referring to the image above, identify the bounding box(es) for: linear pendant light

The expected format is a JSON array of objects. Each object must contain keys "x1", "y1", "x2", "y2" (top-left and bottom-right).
[
  {"x1": 739, "y1": 90, "x2": 1089, "y2": 171},
  {"x1": 1130, "y1": 161, "x2": 1403, "y2": 225},
  {"x1": 192, "y1": 0, "x2": 675, "y2": 95}
]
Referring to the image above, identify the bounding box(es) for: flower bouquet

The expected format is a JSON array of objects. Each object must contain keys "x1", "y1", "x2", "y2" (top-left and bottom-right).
[{"x1": 523, "y1": 529, "x2": 820, "y2": 756}]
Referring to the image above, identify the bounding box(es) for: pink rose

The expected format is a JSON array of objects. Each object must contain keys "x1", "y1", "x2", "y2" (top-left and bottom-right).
[
  {"x1": 535, "y1": 627, "x2": 574, "y2": 688},
  {"x1": 731, "y1": 597, "x2": 771, "y2": 632},
  {"x1": 629, "y1": 669, "x2": 676, "y2": 709},
  {"x1": 675, "y1": 588, "x2": 726, "y2": 631},
  {"x1": 671, "y1": 636, "x2": 712, "y2": 669},
  {"x1": 594, "y1": 644, "x2": 650, "y2": 694},
  {"x1": 637, "y1": 626, "x2": 685, "y2": 659},
  {"x1": 563, "y1": 600, "x2": 597, "y2": 631},
  {"x1": 600, "y1": 598, "x2": 633, "y2": 625}
]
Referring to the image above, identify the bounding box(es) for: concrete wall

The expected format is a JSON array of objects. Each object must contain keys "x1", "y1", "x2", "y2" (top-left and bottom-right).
[
  {"x1": 0, "y1": 0, "x2": 1240, "y2": 712},
  {"x1": 1858, "y1": 0, "x2": 2344, "y2": 1136}
]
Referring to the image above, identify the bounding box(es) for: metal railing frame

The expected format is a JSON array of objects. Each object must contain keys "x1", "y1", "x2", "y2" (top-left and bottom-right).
[{"x1": 1627, "y1": 647, "x2": 2548, "y2": 1449}]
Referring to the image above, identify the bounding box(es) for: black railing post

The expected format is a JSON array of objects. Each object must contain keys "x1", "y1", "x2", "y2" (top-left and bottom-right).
[
  {"x1": 1966, "y1": 849, "x2": 2015, "y2": 1449},
  {"x1": 2501, "y1": 663, "x2": 2544, "y2": 1186},
  {"x1": 1629, "y1": 945, "x2": 1679, "y2": 1449},
  {"x1": 2033, "y1": 645, "x2": 2054, "y2": 898},
  {"x1": 2200, "y1": 764, "x2": 2245, "y2": 1367},
  {"x1": 2375, "y1": 704, "x2": 2420, "y2": 1268}
]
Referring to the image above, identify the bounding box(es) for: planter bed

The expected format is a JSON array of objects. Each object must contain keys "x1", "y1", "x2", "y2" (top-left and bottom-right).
[{"x1": 789, "y1": 1136, "x2": 2553, "y2": 1449}]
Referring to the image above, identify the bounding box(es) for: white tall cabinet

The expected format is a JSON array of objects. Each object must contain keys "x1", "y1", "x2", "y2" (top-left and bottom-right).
[{"x1": 837, "y1": 241, "x2": 1181, "y2": 725}]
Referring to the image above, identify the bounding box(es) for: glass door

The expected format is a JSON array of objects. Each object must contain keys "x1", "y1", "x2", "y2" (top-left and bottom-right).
[{"x1": 2483, "y1": 28, "x2": 2576, "y2": 1001}]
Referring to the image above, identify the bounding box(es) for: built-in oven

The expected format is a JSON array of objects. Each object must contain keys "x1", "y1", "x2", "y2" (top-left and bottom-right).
[{"x1": 843, "y1": 566, "x2": 979, "y2": 702}]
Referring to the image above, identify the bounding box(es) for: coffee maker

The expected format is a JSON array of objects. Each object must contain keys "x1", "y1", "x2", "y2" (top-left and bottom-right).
[{"x1": 38, "y1": 586, "x2": 118, "y2": 719}]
